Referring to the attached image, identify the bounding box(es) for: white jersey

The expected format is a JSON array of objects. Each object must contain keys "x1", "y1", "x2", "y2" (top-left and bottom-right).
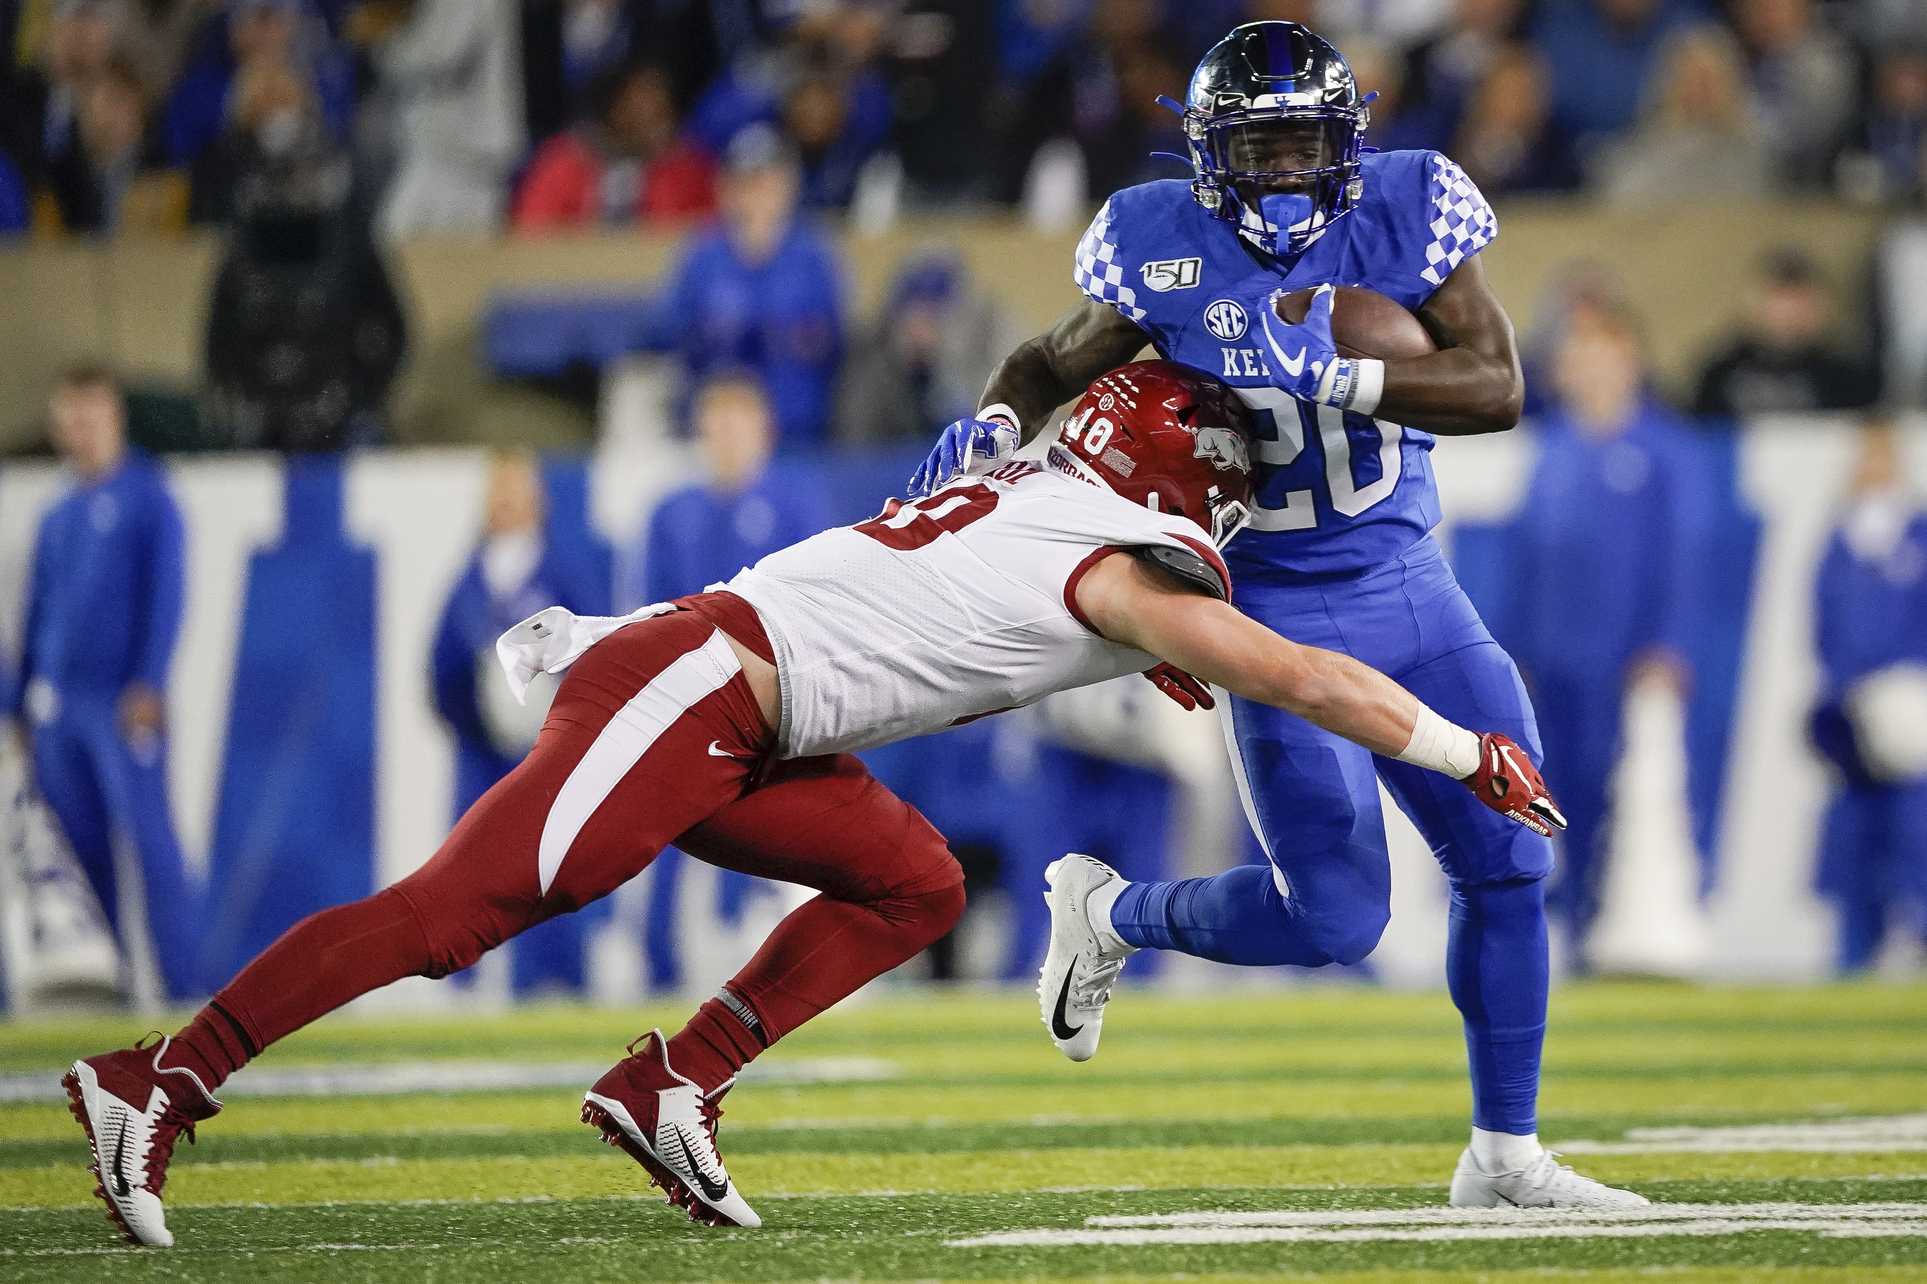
[{"x1": 722, "y1": 463, "x2": 1232, "y2": 758}]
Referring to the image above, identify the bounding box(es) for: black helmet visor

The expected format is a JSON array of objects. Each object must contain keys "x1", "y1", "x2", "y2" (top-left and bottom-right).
[{"x1": 1210, "y1": 114, "x2": 1352, "y2": 196}]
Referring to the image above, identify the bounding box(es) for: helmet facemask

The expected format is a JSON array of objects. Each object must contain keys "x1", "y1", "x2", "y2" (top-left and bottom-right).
[
  {"x1": 1185, "y1": 104, "x2": 1365, "y2": 257},
  {"x1": 1143, "y1": 478, "x2": 1250, "y2": 550},
  {"x1": 1202, "y1": 484, "x2": 1252, "y2": 548}
]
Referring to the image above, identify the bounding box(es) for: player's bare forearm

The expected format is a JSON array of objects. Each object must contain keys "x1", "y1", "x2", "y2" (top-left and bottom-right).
[
  {"x1": 980, "y1": 340, "x2": 1076, "y2": 438},
  {"x1": 1374, "y1": 344, "x2": 1523, "y2": 434},
  {"x1": 982, "y1": 299, "x2": 1149, "y2": 439},
  {"x1": 1076, "y1": 553, "x2": 1419, "y2": 758},
  {"x1": 1381, "y1": 254, "x2": 1523, "y2": 435}
]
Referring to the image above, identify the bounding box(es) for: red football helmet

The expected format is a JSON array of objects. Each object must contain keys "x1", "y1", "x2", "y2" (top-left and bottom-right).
[{"x1": 1047, "y1": 360, "x2": 1255, "y2": 548}]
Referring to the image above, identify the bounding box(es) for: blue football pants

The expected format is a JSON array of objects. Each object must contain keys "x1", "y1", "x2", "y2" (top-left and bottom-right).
[
  {"x1": 1110, "y1": 537, "x2": 1555, "y2": 1134},
  {"x1": 30, "y1": 695, "x2": 200, "y2": 1001}
]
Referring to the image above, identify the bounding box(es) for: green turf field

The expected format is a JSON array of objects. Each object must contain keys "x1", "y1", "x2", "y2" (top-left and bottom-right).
[{"x1": 1, "y1": 980, "x2": 1924, "y2": 1282}]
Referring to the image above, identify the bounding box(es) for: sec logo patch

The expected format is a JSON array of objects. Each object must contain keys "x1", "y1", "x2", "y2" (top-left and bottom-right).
[{"x1": 1204, "y1": 298, "x2": 1248, "y2": 341}]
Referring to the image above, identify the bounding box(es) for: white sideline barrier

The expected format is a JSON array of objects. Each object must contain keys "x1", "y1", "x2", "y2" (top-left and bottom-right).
[{"x1": 0, "y1": 414, "x2": 1921, "y2": 1004}]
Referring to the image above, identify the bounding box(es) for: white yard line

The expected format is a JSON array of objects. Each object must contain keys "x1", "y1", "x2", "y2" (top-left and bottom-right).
[
  {"x1": 947, "y1": 1201, "x2": 1927, "y2": 1248},
  {"x1": 1084, "y1": 1201, "x2": 1927, "y2": 1227},
  {"x1": 0, "y1": 1056, "x2": 897, "y2": 1103},
  {"x1": 1559, "y1": 1114, "x2": 1927, "y2": 1154}
]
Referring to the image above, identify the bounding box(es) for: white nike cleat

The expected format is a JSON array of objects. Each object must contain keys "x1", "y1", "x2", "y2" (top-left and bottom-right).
[
  {"x1": 1449, "y1": 1147, "x2": 1651, "y2": 1209},
  {"x1": 1037, "y1": 854, "x2": 1134, "y2": 1062},
  {"x1": 582, "y1": 1029, "x2": 760, "y2": 1228},
  {"x1": 63, "y1": 1035, "x2": 221, "y2": 1247}
]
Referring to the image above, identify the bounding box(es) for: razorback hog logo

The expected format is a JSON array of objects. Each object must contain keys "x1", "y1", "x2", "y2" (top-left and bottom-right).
[{"x1": 1192, "y1": 424, "x2": 1251, "y2": 475}]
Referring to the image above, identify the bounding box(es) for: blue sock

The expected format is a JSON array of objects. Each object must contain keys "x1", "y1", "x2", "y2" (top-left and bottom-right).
[
  {"x1": 1835, "y1": 896, "x2": 1886, "y2": 974},
  {"x1": 1447, "y1": 877, "x2": 1548, "y2": 1135},
  {"x1": 1111, "y1": 865, "x2": 1342, "y2": 968}
]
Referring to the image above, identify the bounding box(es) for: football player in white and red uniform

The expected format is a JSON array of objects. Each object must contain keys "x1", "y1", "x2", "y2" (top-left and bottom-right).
[{"x1": 62, "y1": 361, "x2": 1561, "y2": 1245}]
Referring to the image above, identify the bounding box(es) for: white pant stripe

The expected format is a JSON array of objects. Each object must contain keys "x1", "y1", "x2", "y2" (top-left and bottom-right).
[
  {"x1": 1216, "y1": 694, "x2": 1292, "y2": 898},
  {"x1": 536, "y1": 629, "x2": 742, "y2": 897}
]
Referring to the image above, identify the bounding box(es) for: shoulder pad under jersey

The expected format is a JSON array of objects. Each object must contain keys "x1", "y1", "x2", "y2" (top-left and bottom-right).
[{"x1": 1130, "y1": 543, "x2": 1228, "y2": 601}]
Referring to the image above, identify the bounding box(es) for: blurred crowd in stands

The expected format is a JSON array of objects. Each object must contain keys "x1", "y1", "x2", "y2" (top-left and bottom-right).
[
  {"x1": 2, "y1": 0, "x2": 1920, "y2": 452},
  {"x1": 2, "y1": 0, "x2": 1925, "y2": 246}
]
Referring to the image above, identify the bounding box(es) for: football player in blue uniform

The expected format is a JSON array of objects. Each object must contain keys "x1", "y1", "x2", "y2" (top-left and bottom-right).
[{"x1": 908, "y1": 21, "x2": 1645, "y2": 1208}]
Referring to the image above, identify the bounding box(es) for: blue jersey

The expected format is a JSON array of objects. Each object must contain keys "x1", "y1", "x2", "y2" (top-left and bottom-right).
[
  {"x1": 1073, "y1": 149, "x2": 1498, "y2": 579},
  {"x1": 635, "y1": 468, "x2": 832, "y2": 606},
  {"x1": 654, "y1": 220, "x2": 847, "y2": 446},
  {"x1": 17, "y1": 451, "x2": 185, "y2": 706}
]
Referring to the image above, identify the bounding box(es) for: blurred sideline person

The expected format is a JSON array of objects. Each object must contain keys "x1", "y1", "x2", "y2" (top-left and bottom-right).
[
  {"x1": 1808, "y1": 422, "x2": 1927, "y2": 973},
  {"x1": 630, "y1": 373, "x2": 830, "y2": 990},
  {"x1": 1596, "y1": 26, "x2": 1773, "y2": 204},
  {"x1": 430, "y1": 451, "x2": 610, "y2": 996},
  {"x1": 187, "y1": 52, "x2": 329, "y2": 226},
  {"x1": 1841, "y1": 44, "x2": 1927, "y2": 202},
  {"x1": 65, "y1": 361, "x2": 1569, "y2": 1245},
  {"x1": 1508, "y1": 298, "x2": 1693, "y2": 958},
  {"x1": 1532, "y1": 0, "x2": 1700, "y2": 151},
  {"x1": 44, "y1": 54, "x2": 182, "y2": 234},
  {"x1": 648, "y1": 124, "x2": 845, "y2": 446},
  {"x1": 2, "y1": 0, "x2": 122, "y2": 200},
  {"x1": 13, "y1": 365, "x2": 198, "y2": 1001},
  {"x1": 835, "y1": 252, "x2": 1018, "y2": 446},
  {"x1": 1692, "y1": 247, "x2": 1877, "y2": 421},
  {"x1": 631, "y1": 374, "x2": 830, "y2": 609},
  {"x1": 1448, "y1": 43, "x2": 1584, "y2": 196},
  {"x1": 202, "y1": 125, "x2": 408, "y2": 451},
  {"x1": 511, "y1": 60, "x2": 717, "y2": 232},
  {"x1": 163, "y1": 0, "x2": 355, "y2": 183},
  {"x1": 364, "y1": 0, "x2": 524, "y2": 239}
]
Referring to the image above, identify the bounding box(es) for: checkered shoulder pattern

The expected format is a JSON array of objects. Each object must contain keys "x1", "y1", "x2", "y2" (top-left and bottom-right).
[
  {"x1": 1418, "y1": 155, "x2": 1498, "y2": 289},
  {"x1": 1073, "y1": 198, "x2": 1146, "y2": 323}
]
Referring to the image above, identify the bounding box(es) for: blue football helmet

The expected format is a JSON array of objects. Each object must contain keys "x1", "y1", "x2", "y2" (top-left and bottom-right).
[{"x1": 1171, "y1": 21, "x2": 1369, "y2": 258}]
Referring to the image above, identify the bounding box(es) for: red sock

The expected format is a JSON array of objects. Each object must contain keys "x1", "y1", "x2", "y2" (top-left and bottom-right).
[
  {"x1": 162, "y1": 1003, "x2": 253, "y2": 1090},
  {"x1": 666, "y1": 991, "x2": 768, "y2": 1093},
  {"x1": 160, "y1": 888, "x2": 434, "y2": 1093},
  {"x1": 664, "y1": 883, "x2": 965, "y2": 1094}
]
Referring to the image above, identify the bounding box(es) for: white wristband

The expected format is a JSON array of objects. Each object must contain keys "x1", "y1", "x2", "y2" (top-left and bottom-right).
[
  {"x1": 1345, "y1": 358, "x2": 1384, "y2": 416},
  {"x1": 975, "y1": 403, "x2": 1021, "y2": 431},
  {"x1": 962, "y1": 404, "x2": 1021, "y2": 475},
  {"x1": 1321, "y1": 358, "x2": 1384, "y2": 416},
  {"x1": 1396, "y1": 703, "x2": 1481, "y2": 779}
]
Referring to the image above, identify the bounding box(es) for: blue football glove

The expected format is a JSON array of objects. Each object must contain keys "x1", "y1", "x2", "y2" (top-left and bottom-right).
[
  {"x1": 906, "y1": 411, "x2": 1020, "y2": 498},
  {"x1": 1257, "y1": 283, "x2": 1383, "y2": 413},
  {"x1": 1256, "y1": 283, "x2": 1339, "y2": 404}
]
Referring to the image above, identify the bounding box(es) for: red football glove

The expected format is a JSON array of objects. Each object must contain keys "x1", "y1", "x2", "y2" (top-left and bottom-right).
[
  {"x1": 1143, "y1": 664, "x2": 1214, "y2": 712},
  {"x1": 1462, "y1": 732, "x2": 1568, "y2": 838}
]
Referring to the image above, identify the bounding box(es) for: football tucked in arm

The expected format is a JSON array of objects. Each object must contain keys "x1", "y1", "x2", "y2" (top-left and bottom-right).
[{"x1": 1273, "y1": 286, "x2": 1438, "y2": 360}]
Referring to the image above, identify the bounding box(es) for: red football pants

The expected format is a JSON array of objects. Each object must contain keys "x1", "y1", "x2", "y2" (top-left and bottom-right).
[{"x1": 172, "y1": 598, "x2": 964, "y2": 1092}]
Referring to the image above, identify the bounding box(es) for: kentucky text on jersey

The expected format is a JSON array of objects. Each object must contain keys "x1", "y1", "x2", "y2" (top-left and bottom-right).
[{"x1": 1074, "y1": 149, "x2": 1497, "y2": 579}]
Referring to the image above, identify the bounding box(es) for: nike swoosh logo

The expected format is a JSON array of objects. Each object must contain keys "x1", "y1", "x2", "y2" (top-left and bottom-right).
[
  {"x1": 706, "y1": 742, "x2": 735, "y2": 758},
  {"x1": 675, "y1": 1130, "x2": 730, "y2": 1204},
  {"x1": 1496, "y1": 743, "x2": 1527, "y2": 783},
  {"x1": 1276, "y1": 346, "x2": 1307, "y2": 377},
  {"x1": 1050, "y1": 969, "x2": 1082, "y2": 1042},
  {"x1": 111, "y1": 1117, "x2": 132, "y2": 1198}
]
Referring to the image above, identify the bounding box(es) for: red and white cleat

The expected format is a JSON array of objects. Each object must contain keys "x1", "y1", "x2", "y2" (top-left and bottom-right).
[
  {"x1": 62, "y1": 1035, "x2": 221, "y2": 1247},
  {"x1": 581, "y1": 1029, "x2": 760, "y2": 1228}
]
